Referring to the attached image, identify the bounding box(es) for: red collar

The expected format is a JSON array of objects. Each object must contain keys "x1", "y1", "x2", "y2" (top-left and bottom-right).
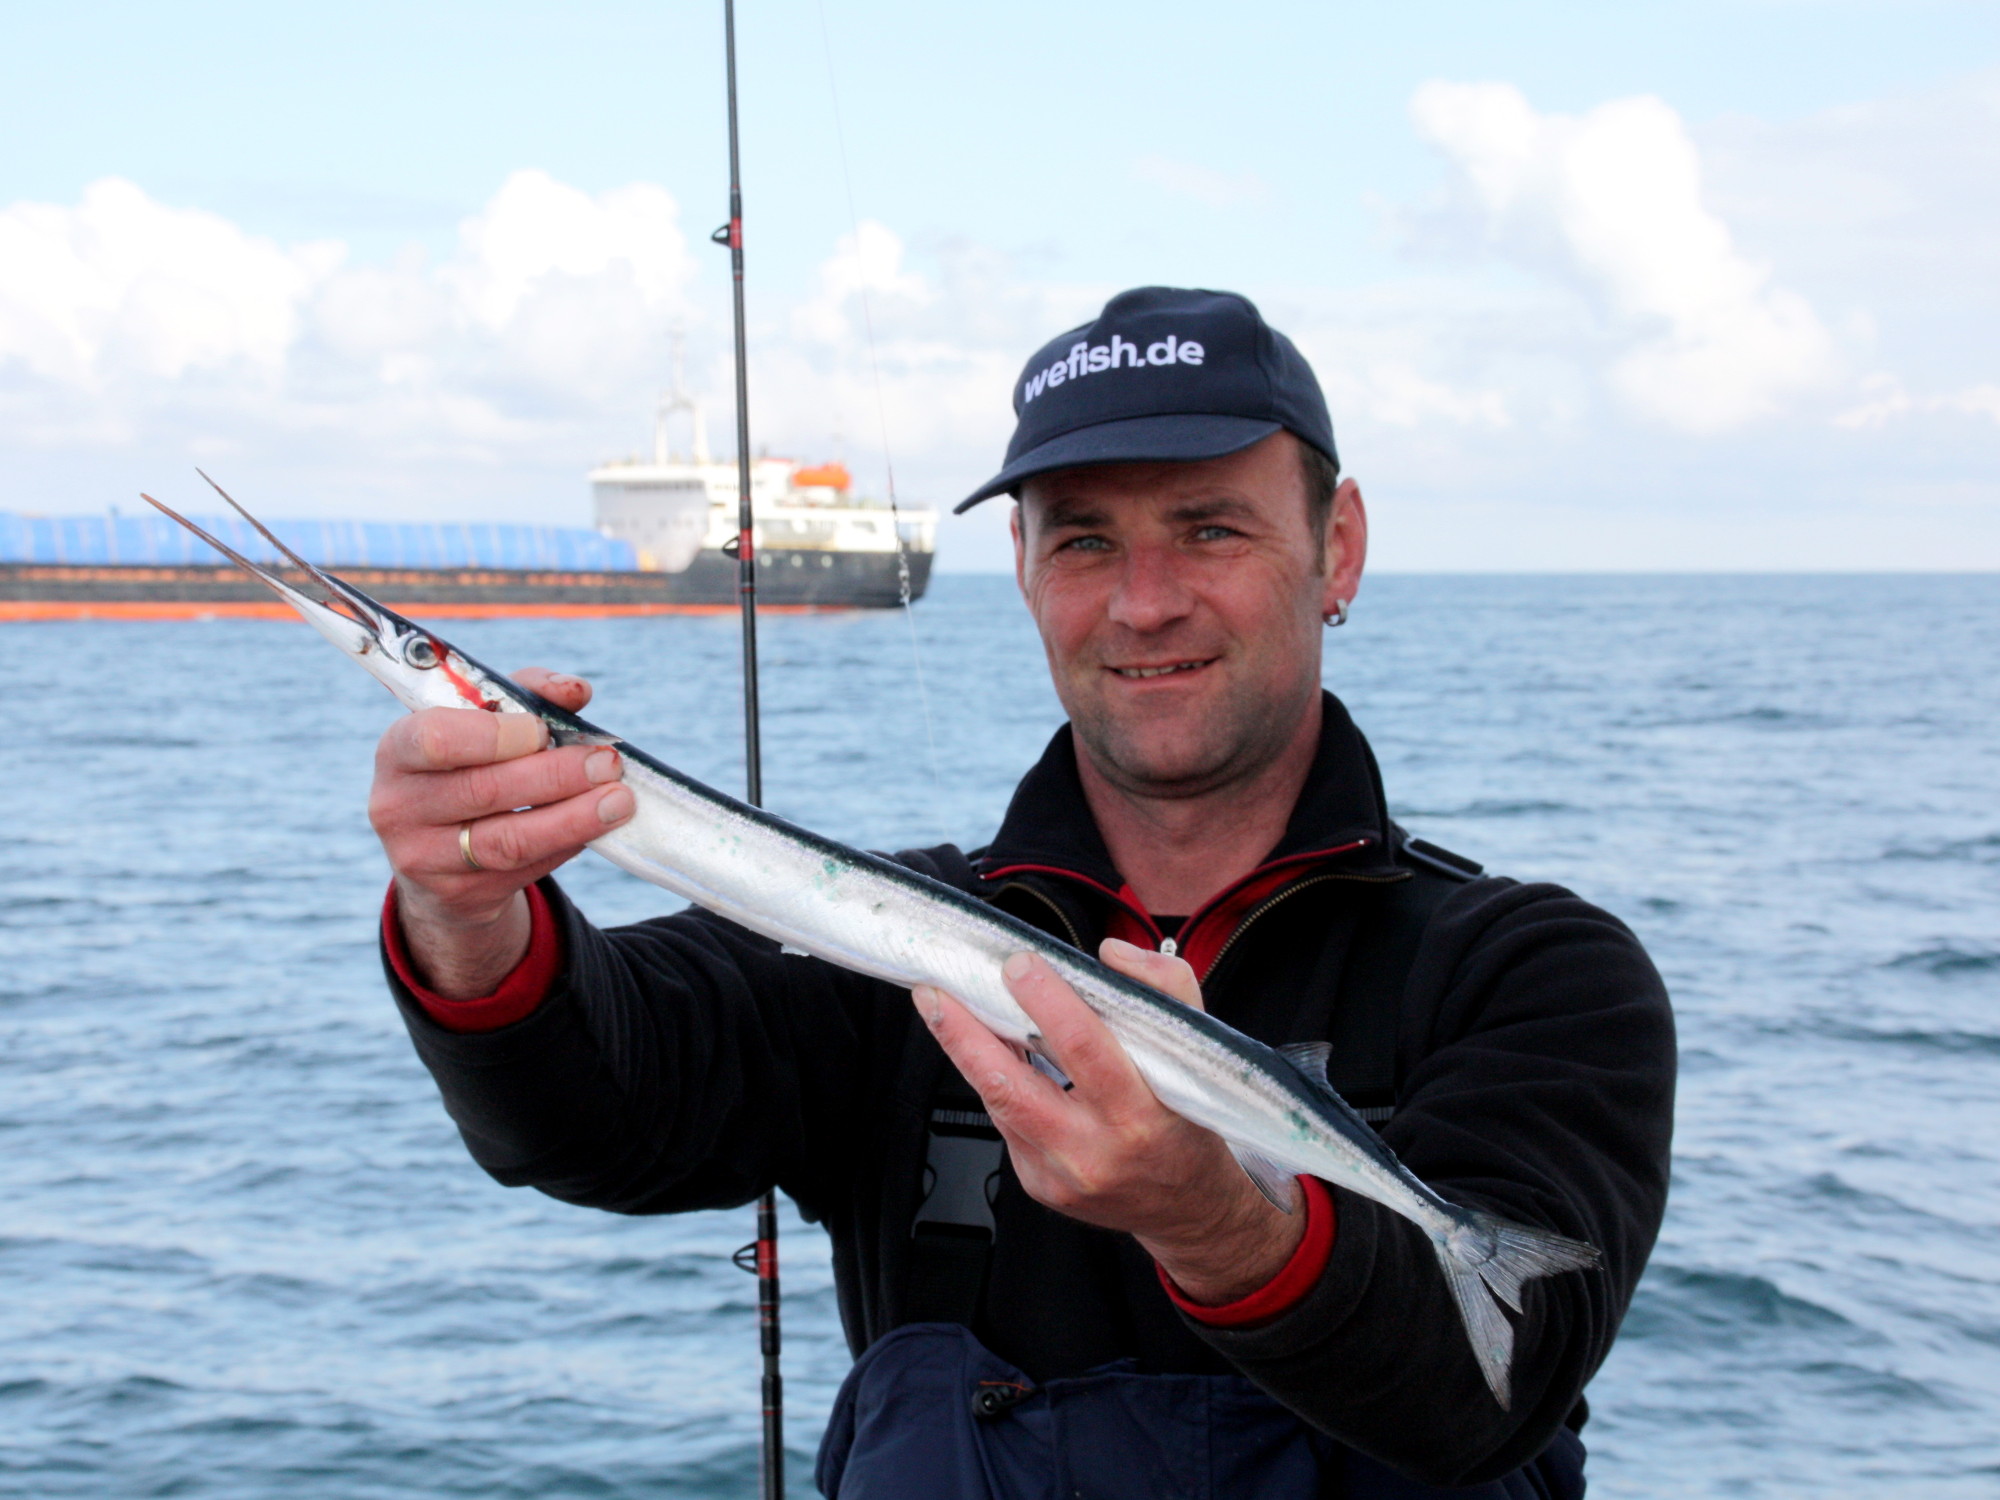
[{"x1": 982, "y1": 838, "x2": 1372, "y2": 982}]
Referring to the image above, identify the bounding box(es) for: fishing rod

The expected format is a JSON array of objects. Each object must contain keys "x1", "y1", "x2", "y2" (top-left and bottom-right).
[{"x1": 710, "y1": 1, "x2": 782, "y2": 1494}]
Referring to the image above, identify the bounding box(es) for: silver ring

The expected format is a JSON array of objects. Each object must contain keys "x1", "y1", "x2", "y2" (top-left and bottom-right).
[
  {"x1": 458, "y1": 822, "x2": 485, "y2": 871},
  {"x1": 1323, "y1": 598, "x2": 1350, "y2": 628}
]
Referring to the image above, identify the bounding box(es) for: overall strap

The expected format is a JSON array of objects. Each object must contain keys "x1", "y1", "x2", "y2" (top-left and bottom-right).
[
  {"x1": 903, "y1": 1067, "x2": 1007, "y2": 1326},
  {"x1": 896, "y1": 844, "x2": 1056, "y2": 1329}
]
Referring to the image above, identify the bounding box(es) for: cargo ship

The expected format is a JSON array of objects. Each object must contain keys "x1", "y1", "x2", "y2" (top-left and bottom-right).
[{"x1": 0, "y1": 393, "x2": 935, "y2": 621}]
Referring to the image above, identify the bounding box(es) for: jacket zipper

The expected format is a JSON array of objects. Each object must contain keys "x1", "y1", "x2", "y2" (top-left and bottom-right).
[
  {"x1": 991, "y1": 880, "x2": 1085, "y2": 950},
  {"x1": 1167, "y1": 839, "x2": 1371, "y2": 951},
  {"x1": 1200, "y1": 868, "x2": 1408, "y2": 978}
]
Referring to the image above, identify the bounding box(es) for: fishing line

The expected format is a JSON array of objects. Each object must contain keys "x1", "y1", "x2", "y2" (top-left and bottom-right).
[{"x1": 815, "y1": 0, "x2": 948, "y2": 837}]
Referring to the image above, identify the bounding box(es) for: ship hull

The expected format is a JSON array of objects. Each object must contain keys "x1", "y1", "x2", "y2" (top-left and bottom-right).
[{"x1": 0, "y1": 546, "x2": 932, "y2": 621}]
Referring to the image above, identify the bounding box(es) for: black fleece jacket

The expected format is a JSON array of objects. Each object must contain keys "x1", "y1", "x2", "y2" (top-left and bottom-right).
[{"x1": 387, "y1": 694, "x2": 1675, "y2": 1486}]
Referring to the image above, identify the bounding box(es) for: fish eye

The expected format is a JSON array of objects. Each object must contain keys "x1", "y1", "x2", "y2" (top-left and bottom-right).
[{"x1": 404, "y1": 637, "x2": 440, "y2": 669}]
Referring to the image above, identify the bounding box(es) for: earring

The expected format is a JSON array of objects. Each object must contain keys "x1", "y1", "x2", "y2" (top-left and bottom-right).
[{"x1": 1323, "y1": 599, "x2": 1349, "y2": 628}]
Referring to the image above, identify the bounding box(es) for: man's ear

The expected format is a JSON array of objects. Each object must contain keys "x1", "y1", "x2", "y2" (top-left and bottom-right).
[
  {"x1": 1011, "y1": 501, "x2": 1028, "y2": 597},
  {"x1": 1324, "y1": 479, "x2": 1367, "y2": 616}
]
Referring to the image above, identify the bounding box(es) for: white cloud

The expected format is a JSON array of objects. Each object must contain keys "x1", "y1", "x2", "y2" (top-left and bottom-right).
[
  {"x1": 442, "y1": 169, "x2": 693, "y2": 331},
  {"x1": 1322, "y1": 362, "x2": 1509, "y2": 431},
  {"x1": 1410, "y1": 81, "x2": 1838, "y2": 432},
  {"x1": 0, "y1": 177, "x2": 341, "y2": 387},
  {"x1": 0, "y1": 172, "x2": 706, "y2": 471},
  {"x1": 0, "y1": 175, "x2": 1067, "y2": 554},
  {"x1": 312, "y1": 169, "x2": 700, "y2": 407},
  {"x1": 1702, "y1": 69, "x2": 2000, "y2": 293},
  {"x1": 791, "y1": 219, "x2": 932, "y2": 345},
  {"x1": 769, "y1": 229, "x2": 1089, "y2": 506},
  {"x1": 1836, "y1": 373, "x2": 2000, "y2": 429}
]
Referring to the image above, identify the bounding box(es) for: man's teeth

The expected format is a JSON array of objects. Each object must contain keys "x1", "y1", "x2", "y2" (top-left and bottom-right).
[{"x1": 1115, "y1": 661, "x2": 1208, "y2": 679}]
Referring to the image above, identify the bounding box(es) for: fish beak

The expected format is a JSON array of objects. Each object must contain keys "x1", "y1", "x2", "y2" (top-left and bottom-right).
[{"x1": 141, "y1": 486, "x2": 390, "y2": 662}]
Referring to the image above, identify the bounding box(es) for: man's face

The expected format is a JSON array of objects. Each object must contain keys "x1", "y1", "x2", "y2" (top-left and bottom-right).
[{"x1": 1013, "y1": 431, "x2": 1364, "y2": 799}]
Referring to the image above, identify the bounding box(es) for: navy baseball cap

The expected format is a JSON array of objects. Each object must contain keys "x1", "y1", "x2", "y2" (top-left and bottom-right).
[{"x1": 955, "y1": 286, "x2": 1337, "y2": 513}]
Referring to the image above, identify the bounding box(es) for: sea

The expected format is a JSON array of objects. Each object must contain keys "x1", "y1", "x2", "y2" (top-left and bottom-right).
[{"x1": 3, "y1": 573, "x2": 1997, "y2": 1498}]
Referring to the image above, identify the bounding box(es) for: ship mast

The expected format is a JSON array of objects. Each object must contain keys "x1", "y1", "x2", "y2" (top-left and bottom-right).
[{"x1": 655, "y1": 332, "x2": 712, "y2": 466}]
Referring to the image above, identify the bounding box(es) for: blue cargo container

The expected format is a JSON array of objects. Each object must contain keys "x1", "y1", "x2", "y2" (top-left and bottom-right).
[{"x1": 0, "y1": 513, "x2": 638, "y2": 572}]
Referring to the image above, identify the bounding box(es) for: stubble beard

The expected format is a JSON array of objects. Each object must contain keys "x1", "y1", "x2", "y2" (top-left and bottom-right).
[{"x1": 1066, "y1": 651, "x2": 1322, "y2": 802}]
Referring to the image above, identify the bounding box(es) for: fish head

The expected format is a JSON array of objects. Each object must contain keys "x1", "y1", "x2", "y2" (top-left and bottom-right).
[
  {"x1": 141, "y1": 487, "x2": 544, "y2": 720},
  {"x1": 313, "y1": 580, "x2": 528, "y2": 717}
]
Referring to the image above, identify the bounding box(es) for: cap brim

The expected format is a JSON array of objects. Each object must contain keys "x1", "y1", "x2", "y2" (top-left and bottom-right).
[{"x1": 953, "y1": 413, "x2": 1282, "y2": 513}]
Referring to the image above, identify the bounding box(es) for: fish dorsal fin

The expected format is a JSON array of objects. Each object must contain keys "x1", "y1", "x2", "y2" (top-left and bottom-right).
[
  {"x1": 1228, "y1": 1144, "x2": 1303, "y2": 1215},
  {"x1": 550, "y1": 725, "x2": 619, "y2": 749},
  {"x1": 1279, "y1": 1040, "x2": 1335, "y2": 1091}
]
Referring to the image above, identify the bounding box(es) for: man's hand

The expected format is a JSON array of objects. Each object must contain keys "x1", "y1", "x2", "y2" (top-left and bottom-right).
[
  {"x1": 913, "y1": 938, "x2": 1307, "y2": 1306},
  {"x1": 368, "y1": 668, "x2": 635, "y2": 999}
]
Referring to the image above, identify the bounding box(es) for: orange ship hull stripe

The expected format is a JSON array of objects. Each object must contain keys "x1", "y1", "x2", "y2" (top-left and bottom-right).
[{"x1": 0, "y1": 601, "x2": 840, "y2": 622}]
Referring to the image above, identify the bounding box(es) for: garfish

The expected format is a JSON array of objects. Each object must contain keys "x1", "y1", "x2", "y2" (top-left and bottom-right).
[{"x1": 143, "y1": 480, "x2": 1598, "y2": 1410}]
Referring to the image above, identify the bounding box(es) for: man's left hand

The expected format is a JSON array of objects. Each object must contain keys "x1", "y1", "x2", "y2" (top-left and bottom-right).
[{"x1": 913, "y1": 938, "x2": 1307, "y2": 1306}]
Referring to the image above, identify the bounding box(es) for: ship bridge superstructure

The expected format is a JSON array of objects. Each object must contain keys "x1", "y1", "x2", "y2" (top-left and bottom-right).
[{"x1": 589, "y1": 386, "x2": 936, "y2": 578}]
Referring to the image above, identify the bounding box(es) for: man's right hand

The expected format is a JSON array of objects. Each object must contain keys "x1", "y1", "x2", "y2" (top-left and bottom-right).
[{"x1": 368, "y1": 667, "x2": 636, "y2": 999}]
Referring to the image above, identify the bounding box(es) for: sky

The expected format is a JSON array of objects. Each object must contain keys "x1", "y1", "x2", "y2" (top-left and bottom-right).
[{"x1": 1, "y1": 0, "x2": 1996, "y2": 571}]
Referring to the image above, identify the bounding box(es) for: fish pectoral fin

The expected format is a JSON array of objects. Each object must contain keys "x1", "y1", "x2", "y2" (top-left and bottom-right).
[
  {"x1": 1028, "y1": 1050, "x2": 1074, "y2": 1090},
  {"x1": 1227, "y1": 1145, "x2": 1303, "y2": 1214},
  {"x1": 1278, "y1": 1040, "x2": 1335, "y2": 1091}
]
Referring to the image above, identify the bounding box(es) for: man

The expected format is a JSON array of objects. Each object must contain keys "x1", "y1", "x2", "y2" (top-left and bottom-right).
[{"x1": 370, "y1": 287, "x2": 1674, "y2": 1498}]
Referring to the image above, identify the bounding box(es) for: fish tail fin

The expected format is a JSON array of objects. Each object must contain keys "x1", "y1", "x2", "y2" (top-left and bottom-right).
[
  {"x1": 1438, "y1": 1248, "x2": 1519, "y2": 1411},
  {"x1": 1433, "y1": 1210, "x2": 1601, "y2": 1411}
]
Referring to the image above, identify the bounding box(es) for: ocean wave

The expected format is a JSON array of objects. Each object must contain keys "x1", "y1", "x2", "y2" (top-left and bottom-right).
[
  {"x1": 169, "y1": 1412, "x2": 313, "y2": 1439},
  {"x1": 65, "y1": 733, "x2": 208, "y2": 750},
  {"x1": 209, "y1": 1270, "x2": 326, "y2": 1308},
  {"x1": 1630, "y1": 705, "x2": 1841, "y2": 731},
  {"x1": 88, "y1": 1372, "x2": 190, "y2": 1408},
  {"x1": 1619, "y1": 1265, "x2": 1860, "y2": 1351},
  {"x1": 1787, "y1": 1170, "x2": 1933, "y2": 1221},
  {"x1": 1882, "y1": 832, "x2": 2000, "y2": 865},
  {"x1": 582, "y1": 1255, "x2": 710, "y2": 1284},
  {"x1": 1814, "y1": 1020, "x2": 2000, "y2": 1056},
  {"x1": 0, "y1": 894, "x2": 128, "y2": 916},
  {"x1": 1798, "y1": 1359, "x2": 1960, "y2": 1410},
  {"x1": 1883, "y1": 944, "x2": 2000, "y2": 976},
  {"x1": 1398, "y1": 799, "x2": 1574, "y2": 819}
]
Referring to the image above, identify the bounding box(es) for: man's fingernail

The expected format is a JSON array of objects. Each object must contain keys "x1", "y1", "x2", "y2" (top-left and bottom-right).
[
  {"x1": 1003, "y1": 952, "x2": 1034, "y2": 981},
  {"x1": 1101, "y1": 936, "x2": 1140, "y2": 958},
  {"x1": 597, "y1": 786, "x2": 635, "y2": 823},
  {"x1": 584, "y1": 749, "x2": 621, "y2": 784},
  {"x1": 911, "y1": 986, "x2": 943, "y2": 1026}
]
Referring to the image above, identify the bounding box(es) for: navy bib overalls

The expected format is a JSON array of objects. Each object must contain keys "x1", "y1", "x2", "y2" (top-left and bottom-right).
[{"x1": 817, "y1": 1323, "x2": 1586, "y2": 1500}]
